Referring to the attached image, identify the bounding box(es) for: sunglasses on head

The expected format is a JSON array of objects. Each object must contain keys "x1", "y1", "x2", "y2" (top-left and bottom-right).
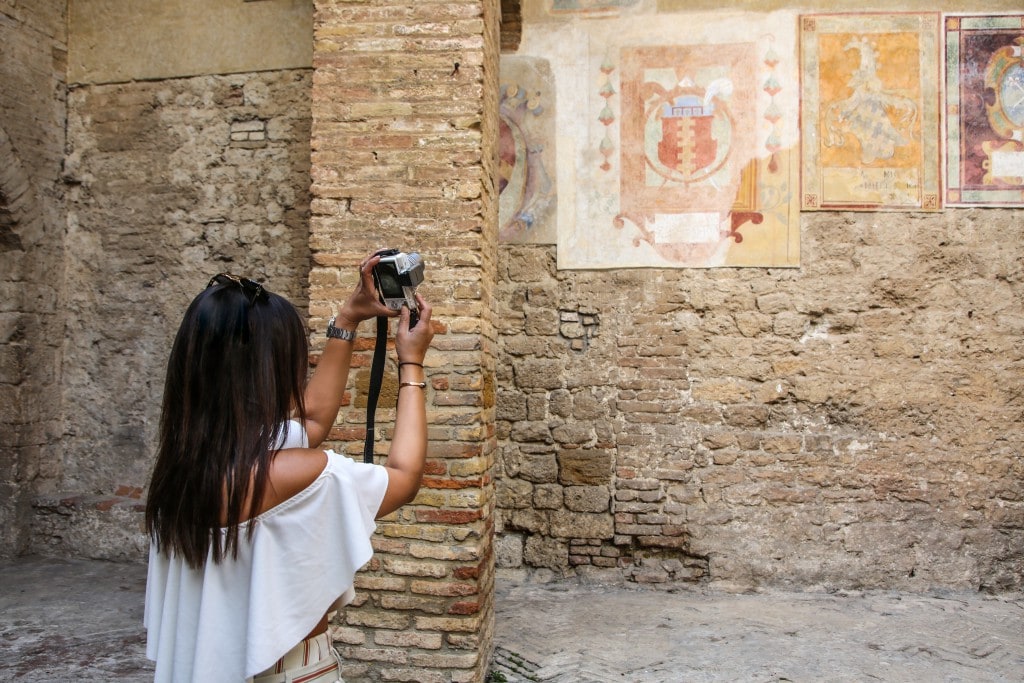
[{"x1": 207, "y1": 273, "x2": 265, "y2": 304}]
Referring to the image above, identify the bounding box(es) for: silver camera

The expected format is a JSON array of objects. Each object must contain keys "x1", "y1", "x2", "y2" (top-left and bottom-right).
[{"x1": 372, "y1": 249, "x2": 424, "y2": 325}]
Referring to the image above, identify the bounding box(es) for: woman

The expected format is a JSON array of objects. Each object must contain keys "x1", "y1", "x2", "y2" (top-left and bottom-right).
[{"x1": 144, "y1": 254, "x2": 434, "y2": 682}]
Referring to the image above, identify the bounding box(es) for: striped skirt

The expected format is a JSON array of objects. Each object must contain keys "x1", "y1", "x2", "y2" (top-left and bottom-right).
[{"x1": 251, "y1": 632, "x2": 343, "y2": 683}]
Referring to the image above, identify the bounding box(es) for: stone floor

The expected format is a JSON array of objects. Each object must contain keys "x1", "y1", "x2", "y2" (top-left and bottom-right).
[
  {"x1": 1, "y1": 557, "x2": 1022, "y2": 682},
  {"x1": 0, "y1": 557, "x2": 152, "y2": 681},
  {"x1": 489, "y1": 578, "x2": 1024, "y2": 682}
]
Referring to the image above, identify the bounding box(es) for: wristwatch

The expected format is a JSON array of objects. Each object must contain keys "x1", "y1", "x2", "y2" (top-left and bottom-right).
[{"x1": 326, "y1": 316, "x2": 356, "y2": 342}]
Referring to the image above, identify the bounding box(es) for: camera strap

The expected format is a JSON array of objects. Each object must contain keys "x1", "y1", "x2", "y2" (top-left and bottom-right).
[{"x1": 362, "y1": 314, "x2": 389, "y2": 464}]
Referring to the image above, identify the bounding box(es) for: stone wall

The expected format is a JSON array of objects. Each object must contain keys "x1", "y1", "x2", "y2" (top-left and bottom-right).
[
  {"x1": 56, "y1": 69, "x2": 314, "y2": 508},
  {"x1": 310, "y1": 1, "x2": 499, "y2": 680},
  {"x1": 495, "y1": 209, "x2": 1023, "y2": 591},
  {"x1": 0, "y1": 0, "x2": 68, "y2": 558},
  {"x1": 492, "y1": 1, "x2": 1023, "y2": 594}
]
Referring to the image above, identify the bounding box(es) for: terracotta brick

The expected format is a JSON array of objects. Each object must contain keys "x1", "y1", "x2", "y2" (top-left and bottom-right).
[
  {"x1": 448, "y1": 602, "x2": 479, "y2": 618},
  {"x1": 452, "y1": 562, "x2": 484, "y2": 580},
  {"x1": 422, "y1": 476, "x2": 483, "y2": 490},
  {"x1": 415, "y1": 509, "x2": 482, "y2": 524}
]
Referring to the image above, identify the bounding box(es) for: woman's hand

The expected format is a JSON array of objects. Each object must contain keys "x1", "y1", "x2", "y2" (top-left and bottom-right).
[
  {"x1": 395, "y1": 293, "x2": 433, "y2": 364},
  {"x1": 335, "y1": 254, "x2": 398, "y2": 326}
]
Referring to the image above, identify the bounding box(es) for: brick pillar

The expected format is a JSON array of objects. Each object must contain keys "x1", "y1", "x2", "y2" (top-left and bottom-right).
[{"x1": 309, "y1": 2, "x2": 498, "y2": 682}]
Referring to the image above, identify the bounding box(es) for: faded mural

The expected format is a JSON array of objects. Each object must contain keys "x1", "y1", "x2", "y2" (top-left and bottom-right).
[
  {"x1": 499, "y1": 56, "x2": 558, "y2": 244},
  {"x1": 945, "y1": 13, "x2": 1024, "y2": 207},
  {"x1": 513, "y1": 11, "x2": 801, "y2": 269},
  {"x1": 501, "y1": 8, "x2": 1018, "y2": 267},
  {"x1": 800, "y1": 13, "x2": 942, "y2": 211},
  {"x1": 612, "y1": 41, "x2": 797, "y2": 267}
]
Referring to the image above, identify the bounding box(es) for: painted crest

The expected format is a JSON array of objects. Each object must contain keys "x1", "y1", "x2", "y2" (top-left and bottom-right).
[{"x1": 657, "y1": 93, "x2": 718, "y2": 177}]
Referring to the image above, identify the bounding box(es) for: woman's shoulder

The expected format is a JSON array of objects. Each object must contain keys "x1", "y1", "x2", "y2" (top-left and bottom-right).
[
  {"x1": 255, "y1": 449, "x2": 388, "y2": 522},
  {"x1": 259, "y1": 448, "x2": 329, "y2": 516}
]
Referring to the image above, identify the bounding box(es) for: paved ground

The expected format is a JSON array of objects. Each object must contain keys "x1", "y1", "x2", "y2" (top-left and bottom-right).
[
  {"x1": 490, "y1": 578, "x2": 1024, "y2": 682},
  {"x1": 0, "y1": 557, "x2": 152, "y2": 681},
  {"x1": 1, "y1": 557, "x2": 1022, "y2": 682}
]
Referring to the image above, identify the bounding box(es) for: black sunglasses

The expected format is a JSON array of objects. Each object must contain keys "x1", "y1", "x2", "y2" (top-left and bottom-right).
[{"x1": 207, "y1": 273, "x2": 266, "y2": 303}]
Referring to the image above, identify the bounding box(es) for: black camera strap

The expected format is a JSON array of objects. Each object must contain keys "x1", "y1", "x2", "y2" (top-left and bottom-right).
[
  {"x1": 362, "y1": 314, "x2": 389, "y2": 464},
  {"x1": 362, "y1": 247, "x2": 420, "y2": 464}
]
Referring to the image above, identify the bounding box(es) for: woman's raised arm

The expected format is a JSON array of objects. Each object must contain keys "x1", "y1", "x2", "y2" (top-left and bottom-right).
[
  {"x1": 376, "y1": 294, "x2": 433, "y2": 518},
  {"x1": 302, "y1": 255, "x2": 397, "y2": 447}
]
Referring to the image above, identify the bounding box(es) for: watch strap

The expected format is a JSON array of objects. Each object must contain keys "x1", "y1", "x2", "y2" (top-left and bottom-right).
[{"x1": 326, "y1": 316, "x2": 356, "y2": 342}]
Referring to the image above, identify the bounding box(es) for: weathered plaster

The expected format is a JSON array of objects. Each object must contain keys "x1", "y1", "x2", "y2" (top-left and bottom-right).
[{"x1": 68, "y1": 0, "x2": 313, "y2": 84}]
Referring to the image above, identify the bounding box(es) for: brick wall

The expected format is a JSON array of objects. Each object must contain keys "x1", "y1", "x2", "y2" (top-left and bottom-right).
[
  {"x1": 495, "y1": 208, "x2": 1024, "y2": 591},
  {"x1": 0, "y1": 0, "x2": 67, "y2": 558},
  {"x1": 310, "y1": 1, "x2": 499, "y2": 680}
]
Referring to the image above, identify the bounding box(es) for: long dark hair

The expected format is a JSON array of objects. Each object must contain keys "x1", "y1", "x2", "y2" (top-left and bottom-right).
[{"x1": 145, "y1": 276, "x2": 308, "y2": 568}]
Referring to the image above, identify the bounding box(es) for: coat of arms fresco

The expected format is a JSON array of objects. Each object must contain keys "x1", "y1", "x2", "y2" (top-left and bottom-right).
[
  {"x1": 945, "y1": 14, "x2": 1024, "y2": 207},
  {"x1": 801, "y1": 13, "x2": 942, "y2": 211},
  {"x1": 518, "y1": 12, "x2": 800, "y2": 269},
  {"x1": 614, "y1": 44, "x2": 764, "y2": 264}
]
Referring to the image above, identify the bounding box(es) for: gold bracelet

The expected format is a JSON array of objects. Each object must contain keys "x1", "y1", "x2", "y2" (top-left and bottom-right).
[{"x1": 399, "y1": 381, "x2": 427, "y2": 389}]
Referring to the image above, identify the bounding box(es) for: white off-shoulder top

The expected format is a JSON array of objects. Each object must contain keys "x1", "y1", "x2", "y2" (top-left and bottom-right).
[{"x1": 144, "y1": 421, "x2": 388, "y2": 682}]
